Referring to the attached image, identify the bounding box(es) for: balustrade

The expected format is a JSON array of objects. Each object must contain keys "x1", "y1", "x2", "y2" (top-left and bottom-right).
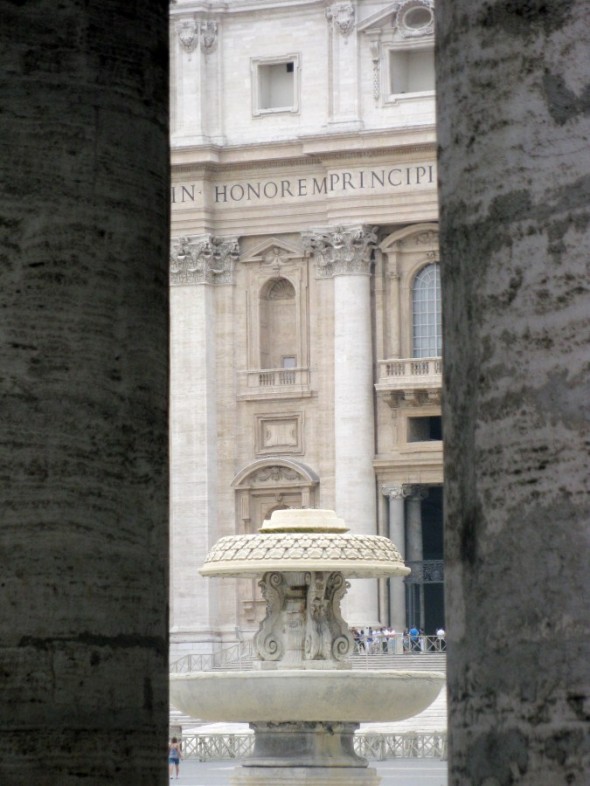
[
  {"x1": 375, "y1": 356, "x2": 442, "y2": 398},
  {"x1": 237, "y1": 367, "x2": 311, "y2": 399},
  {"x1": 179, "y1": 731, "x2": 447, "y2": 761}
]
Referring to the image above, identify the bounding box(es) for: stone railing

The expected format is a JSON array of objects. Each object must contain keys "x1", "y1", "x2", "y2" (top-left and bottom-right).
[
  {"x1": 179, "y1": 731, "x2": 447, "y2": 761},
  {"x1": 375, "y1": 356, "x2": 442, "y2": 401},
  {"x1": 170, "y1": 639, "x2": 255, "y2": 674},
  {"x1": 352, "y1": 635, "x2": 446, "y2": 656},
  {"x1": 237, "y1": 367, "x2": 311, "y2": 399}
]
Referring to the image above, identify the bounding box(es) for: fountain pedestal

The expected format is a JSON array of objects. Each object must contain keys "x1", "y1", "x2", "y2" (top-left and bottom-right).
[{"x1": 171, "y1": 510, "x2": 444, "y2": 785}]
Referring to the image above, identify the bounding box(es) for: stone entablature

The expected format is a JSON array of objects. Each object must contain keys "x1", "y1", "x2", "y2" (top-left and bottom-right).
[
  {"x1": 302, "y1": 225, "x2": 377, "y2": 278},
  {"x1": 170, "y1": 234, "x2": 239, "y2": 286}
]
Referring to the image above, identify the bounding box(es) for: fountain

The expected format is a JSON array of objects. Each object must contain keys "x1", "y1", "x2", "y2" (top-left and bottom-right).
[{"x1": 170, "y1": 509, "x2": 444, "y2": 785}]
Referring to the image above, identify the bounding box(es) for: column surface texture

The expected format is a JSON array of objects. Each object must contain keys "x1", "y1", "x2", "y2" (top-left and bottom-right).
[
  {"x1": 0, "y1": 1, "x2": 169, "y2": 784},
  {"x1": 437, "y1": 2, "x2": 590, "y2": 785}
]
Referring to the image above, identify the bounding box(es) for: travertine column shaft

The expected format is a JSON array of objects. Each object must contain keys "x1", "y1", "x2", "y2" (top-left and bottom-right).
[
  {"x1": 383, "y1": 486, "x2": 406, "y2": 630},
  {"x1": 405, "y1": 488, "x2": 425, "y2": 563},
  {"x1": 437, "y1": 2, "x2": 590, "y2": 783},
  {"x1": 0, "y1": 2, "x2": 169, "y2": 783}
]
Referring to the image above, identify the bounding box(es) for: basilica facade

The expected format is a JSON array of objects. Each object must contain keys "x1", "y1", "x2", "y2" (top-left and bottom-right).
[{"x1": 169, "y1": 0, "x2": 444, "y2": 658}]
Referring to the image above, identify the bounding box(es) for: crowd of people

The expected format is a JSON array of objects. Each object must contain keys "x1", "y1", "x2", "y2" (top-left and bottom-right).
[{"x1": 350, "y1": 626, "x2": 446, "y2": 654}]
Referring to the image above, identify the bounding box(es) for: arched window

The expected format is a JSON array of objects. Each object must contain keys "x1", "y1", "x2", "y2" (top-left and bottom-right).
[
  {"x1": 259, "y1": 277, "x2": 297, "y2": 369},
  {"x1": 412, "y1": 263, "x2": 441, "y2": 357}
]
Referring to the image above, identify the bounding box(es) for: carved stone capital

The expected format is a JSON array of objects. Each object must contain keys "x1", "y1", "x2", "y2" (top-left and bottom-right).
[
  {"x1": 170, "y1": 235, "x2": 239, "y2": 286},
  {"x1": 302, "y1": 225, "x2": 377, "y2": 278},
  {"x1": 382, "y1": 484, "x2": 404, "y2": 500},
  {"x1": 176, "y1": 18, "x2": 199, "y2": 53},
  {"x1": 326, "y1": 2, "x2": 356, "y2": 36},
  {"x1": 403, "y1": 484, "x2": 429, "y2": 501}
]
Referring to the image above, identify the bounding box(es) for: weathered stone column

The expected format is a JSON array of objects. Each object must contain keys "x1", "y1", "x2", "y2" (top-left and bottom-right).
[
  {"x1": 303, "y1": 226, "x2": 379, "y2": 625},
  {"x1": 382, "y1": 485, "x2": 406, "y2": 630},
  {"x1": 437, "y1": 2, "x2": 590, "y2": 784},
  {"x1": 169, "y1": 235, "x2": 238, "y2": 658},
  {"x1": 0, "y1": 2, "x2": 169, "y2": 784}
]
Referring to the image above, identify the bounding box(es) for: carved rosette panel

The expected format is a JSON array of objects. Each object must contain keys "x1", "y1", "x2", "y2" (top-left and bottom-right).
[
  {"x1": 302, "y1": 226, "x2": 377, "y2": 279},
  {"x1": 170, "y1": 235, "x2": 239, "y2": 286},
  {"x1": 254, "y1": 572, "x2": 285, "y2": 661},
  {"x1": 326, "y1": 2, "x2": 355, "y2": 36}
]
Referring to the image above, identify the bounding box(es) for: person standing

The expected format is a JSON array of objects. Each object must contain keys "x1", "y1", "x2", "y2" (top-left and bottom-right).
[{"x1": 168, "y1": 737, "x2": 182, "y2": 779}]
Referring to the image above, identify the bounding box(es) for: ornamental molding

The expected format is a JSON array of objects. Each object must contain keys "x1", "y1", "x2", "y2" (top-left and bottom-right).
[
  {"x1": 302, "y1": 225, "x2": 377, "y2": 279},
  {"x1": 170, "y1": 235, "x2": 239, "y2": 286},
  {"x1": 204, "y1": 533, "x2": 406, "y2": 567},
  {"x1": 394, "y1": 0, "x2": 435, "y2": 39},
  {"x1": 326, "y1": 2, "x2": 356, "y2": 37}
]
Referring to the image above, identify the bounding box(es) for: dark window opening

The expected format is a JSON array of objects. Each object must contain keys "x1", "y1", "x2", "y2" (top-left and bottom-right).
[{"x1": 408, "y1": 415, "x2": 442, "y2": 442}]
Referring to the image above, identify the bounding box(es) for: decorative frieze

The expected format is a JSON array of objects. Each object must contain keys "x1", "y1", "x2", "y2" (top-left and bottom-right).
[
  {"x1": 326, "y1": 2, "x2": 356, "y2": 36},
  {"x1": 170, "y1": 235, "x2": 239, "y2": 286},
  {"x1": 302, "y1": 225, "x2": 378, "y2": 278}
]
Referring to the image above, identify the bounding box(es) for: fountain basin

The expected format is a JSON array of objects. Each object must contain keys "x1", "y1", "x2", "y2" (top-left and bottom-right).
[{"x1": 170, "y1": 669, "x2": 444, "y2": 723}]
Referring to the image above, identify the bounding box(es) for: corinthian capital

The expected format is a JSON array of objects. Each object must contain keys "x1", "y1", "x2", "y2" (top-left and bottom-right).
[
  {"x1": 170, "y1": 235, "x2": 239, "y2": 286},
  {"x1": 302, "y1": 225, "x2": 377, "y2": 279}
]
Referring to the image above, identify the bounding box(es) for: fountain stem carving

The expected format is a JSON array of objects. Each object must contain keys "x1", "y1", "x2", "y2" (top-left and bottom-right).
[{"x1": 254, "y1": 569, "x2": 353, "y2": 669}]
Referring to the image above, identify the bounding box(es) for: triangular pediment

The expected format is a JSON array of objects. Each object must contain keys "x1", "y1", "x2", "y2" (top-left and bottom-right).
[
  {"x1": 357, "y1": 3, "x2": 398, "y2": 33},
  {"x1": 241, "y1": 237, "x2": 302, "y2": 264}
]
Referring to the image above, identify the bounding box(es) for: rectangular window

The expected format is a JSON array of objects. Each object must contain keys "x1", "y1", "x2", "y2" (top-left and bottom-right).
[
  {"x1": 408, "y1": 416, "x2": 442, "y2": 443},
  {"x1": 252, "y1": 55, "x2": 300, "y2": 116},
  {"x1": 389, "y1": 47, "x2": 435, "y2": 95},
  {"x1": 281, "y1": 356, "x2": 297, "y2": 369}
]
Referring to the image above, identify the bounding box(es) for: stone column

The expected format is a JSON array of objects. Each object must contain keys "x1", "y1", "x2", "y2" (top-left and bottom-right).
[
  {"x1": 405, "y1": 485, "x2": 426, "y2": 564},
  {"x1": 0, "y1": 2, "x2": 169, "y2": 783},
  {"x1": 382, "y1": 486, "x2": 406, "y2": 630},
  {"x1": 437, "y1": 2, "x2": 590, "y2": 784},
  {"x1": 169, "y1": 236, "x2": 238, "y2": 658},
  {"x1": 303, "y1": 226, "x2": 378, "y2": 625},
  {"x1": 405, "y1": 486, "x2": 427, "y2": 629}
]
